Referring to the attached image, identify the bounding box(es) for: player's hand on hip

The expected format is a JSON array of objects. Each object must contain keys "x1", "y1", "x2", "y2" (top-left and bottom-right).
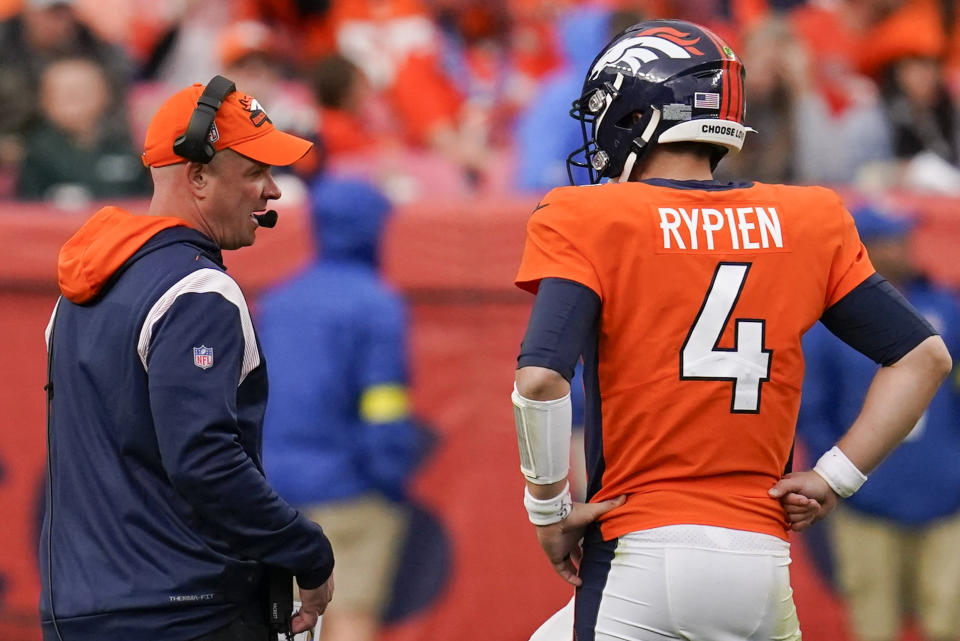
[
  {"x1": 777, "y1": 491, "x2": 822, "y2": 532},
  {"x1": 535, "y1": 495, "x2": 626, "y2": 586},
  {"x1": 769, "y1": 471, "x2": 837, "y2": 532},
  {"x1": 291, "y1": 574, "x2": 334, "y2": 634}
]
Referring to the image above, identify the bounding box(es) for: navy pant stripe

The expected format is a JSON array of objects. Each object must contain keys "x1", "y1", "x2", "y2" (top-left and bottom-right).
[{"x1": 574, "y1": 526, "x2": 617, "y2": 641}]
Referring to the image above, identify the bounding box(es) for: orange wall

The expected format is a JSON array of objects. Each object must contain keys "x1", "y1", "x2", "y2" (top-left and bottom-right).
[{"x1": 1, "y1": 193, "x2": 957, "y2": 640}]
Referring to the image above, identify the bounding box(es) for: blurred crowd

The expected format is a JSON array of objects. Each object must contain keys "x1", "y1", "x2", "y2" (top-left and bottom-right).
[{"x1": 3, "y1": 0, "x2": 960, "y2": 207}]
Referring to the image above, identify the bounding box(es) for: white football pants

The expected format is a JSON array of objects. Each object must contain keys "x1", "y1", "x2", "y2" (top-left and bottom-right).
[{"x1": 530, "y1": 524, "x2": 802, "y2": 641}]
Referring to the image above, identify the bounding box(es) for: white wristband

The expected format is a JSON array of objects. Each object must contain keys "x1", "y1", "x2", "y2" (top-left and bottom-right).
[
  {"x1": 813, "y1": 446, "x2": 867, "y2": 498},
  {"x1": 523, "y1": 482, "x2": 573, "y2": 526}
]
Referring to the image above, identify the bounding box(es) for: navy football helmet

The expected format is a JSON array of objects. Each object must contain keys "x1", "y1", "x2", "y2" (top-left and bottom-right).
[{"x1": 567, "y1": 19, "x2": 750, "y2": 184}]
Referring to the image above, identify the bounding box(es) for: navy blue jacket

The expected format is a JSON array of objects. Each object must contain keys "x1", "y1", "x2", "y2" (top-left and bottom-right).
[
  {"x1": 798, "y1": 277, "x2": 960, "y2": 525},
  {"x1": 41, "y1": 206, "x2": 333, "y2": 641}
]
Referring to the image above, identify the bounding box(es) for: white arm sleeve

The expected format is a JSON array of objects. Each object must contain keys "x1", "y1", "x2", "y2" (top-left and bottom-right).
[{"x1": 512, "y1": 383, "x2": 572, "y2": 485}]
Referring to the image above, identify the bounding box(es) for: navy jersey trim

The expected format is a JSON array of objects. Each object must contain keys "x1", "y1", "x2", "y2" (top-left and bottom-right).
[
  {"x1": 821, "y1": 273, "x2": 937, "y2": 366},
  {"x1": 582, "y1": 308, "x2": 605, "y2": 503},
  {"x1": 574, "y1": 525, "x2": 617, "y2": 641},
  {"x1": 641, "y1": 178, "x2": 754, "y2": 191},
  {"x1": 517, "y1": 278, "x2": 601, "y2": 381}
]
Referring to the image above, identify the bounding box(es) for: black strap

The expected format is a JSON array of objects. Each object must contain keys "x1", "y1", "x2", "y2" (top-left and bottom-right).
[
  {"x1": 172, "y1": 75, "x2": 237, "y2": 163},
  {"x1": 265, "y1": 567, "x2": 295, "y2": 640}
]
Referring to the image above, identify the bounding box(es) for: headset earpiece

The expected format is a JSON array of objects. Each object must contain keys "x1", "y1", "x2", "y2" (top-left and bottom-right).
[{"x1": 172, "y1": 75, "x2": 236, "y2": 163}]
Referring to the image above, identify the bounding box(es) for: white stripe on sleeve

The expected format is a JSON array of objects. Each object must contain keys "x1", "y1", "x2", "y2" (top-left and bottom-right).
[
  {"x1": 137, "y1": 268, "x2": 261, "y2": 384},
  {"x1": 45, "y1": 297, "x2": 62, "y2": 350}
]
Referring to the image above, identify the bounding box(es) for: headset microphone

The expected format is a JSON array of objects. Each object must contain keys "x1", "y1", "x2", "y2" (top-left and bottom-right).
[{"x1": 253, "y1": 210, "x2": 278, "y2": 228}]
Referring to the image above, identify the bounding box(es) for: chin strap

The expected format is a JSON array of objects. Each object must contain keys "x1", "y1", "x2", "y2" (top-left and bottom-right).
[
  {"x1": 615, "y1": 151, "x2": 638, "y2": 184},
  {"x1": 613, "y1": 108, "x2": 661, "y2": 183}
]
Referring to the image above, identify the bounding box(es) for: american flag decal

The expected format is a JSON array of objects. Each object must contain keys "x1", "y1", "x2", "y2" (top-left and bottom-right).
[{"x1": 694, "y1": 92, "x2": 720, "y2": 110}]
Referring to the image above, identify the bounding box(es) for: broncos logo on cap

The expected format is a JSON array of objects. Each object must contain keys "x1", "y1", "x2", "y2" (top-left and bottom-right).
[
  {"x1": 238, "y1": 95, "x2": 272, "y2": 127},
  {"x1": 589, "y1": 27, "x2": 706, "y2": 80}
]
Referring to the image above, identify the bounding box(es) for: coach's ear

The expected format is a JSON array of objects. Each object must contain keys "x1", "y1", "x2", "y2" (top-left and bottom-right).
[{"x1": 185, "y1": 161, "x2": 209, "y2": 196}]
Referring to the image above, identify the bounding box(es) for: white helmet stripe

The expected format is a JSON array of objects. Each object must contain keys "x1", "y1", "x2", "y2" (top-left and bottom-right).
[{"x1": 657, "y1": 119, "x2": 751, "y2": 152}]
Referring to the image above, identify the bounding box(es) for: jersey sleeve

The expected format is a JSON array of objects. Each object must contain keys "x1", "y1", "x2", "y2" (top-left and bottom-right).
[
  {"x1": 825, "y1": 193, "x2": 876, "y2": 307},
  {"x1": 515, "y1": 190, "x2": 603, "y2": 298},
  {"x1": 355, "y1": 291, "x2": 431, "y2": 500},
  {"x1": 821, "y1": 274, "x2": 937, "y2": 366},
  {"x1": 517, "y1": 278, "x2": 600, "y2": 380},
  {"x1": 358, "y1": 291, "x2": 409, "y2": 391},
  {"x1": 146, "y1": 277, "x2": 333, "y2": 588}
]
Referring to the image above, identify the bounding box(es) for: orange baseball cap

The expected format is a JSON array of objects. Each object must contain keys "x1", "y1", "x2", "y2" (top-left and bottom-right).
[{"x1": 142, "y1": 83, "x2": 312, "y2": 167}]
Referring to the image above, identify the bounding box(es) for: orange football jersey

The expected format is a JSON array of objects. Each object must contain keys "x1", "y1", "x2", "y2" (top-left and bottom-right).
[{"x1": 515, "y1": 180, "x2": 875, "y2": 541}]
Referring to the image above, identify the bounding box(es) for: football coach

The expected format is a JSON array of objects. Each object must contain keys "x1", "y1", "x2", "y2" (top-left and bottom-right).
[{"x1": 39, "y1": 77, "x2": 334, "y2": 641}]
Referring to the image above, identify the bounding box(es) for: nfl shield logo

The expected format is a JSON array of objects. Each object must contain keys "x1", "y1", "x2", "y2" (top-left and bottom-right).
[{"x1": 193, "y1": 346, "x2": 214, "y2": 370}]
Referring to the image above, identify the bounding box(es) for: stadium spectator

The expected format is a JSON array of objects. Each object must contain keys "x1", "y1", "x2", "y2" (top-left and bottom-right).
[
  {"x1": 714, "y1": 15, "x2": 801, "y2": 184},
  {"x1": 434, "y1": 1, "x2": 562, "y2": 157},
  {"x1": 798, "y1": 204, "x2": 960, "y2": 641},
  {"x1": 259, "y1": 177, "x2": 431, "y2": 641},
  {"x1": 851, "y1": 0, "x2": 960, "y2": 192},
  {"x1": 322, "y1": 0, "x2": 525, "y2": 186},
  {"x1": 877, "y1": 54, "x2": 960, "y2": 192},
  {"x1": 219, "y1": 20, "x2": 317, "y2": 138},
  {"x1": 0, "y1": 0, "x2": 130, "y2": 195},
  {"x1": 16, "y1": 57, "x2": 149, "y2": 203},
  {"x1": 40, "y1": 79, "x2": 334, "y2": 641},
  {"x1": 327, "y1": 0, "x2": 462, "y2": 147},
  {"x1": 717, "y1": 14, "x2": 891, "y2": 186},
  {"x1": 234, "y1": 0, "x2": 334, "y2": 65},
  {"x1": 510, "y1": 18, "x2": 951, "y2": 640},
  {"x1": 513, "y1": 7, "x2": 645, "y2": 191},
  {"x1": 311, "y1": 53, "x2": 381, "y2": 158},
  {"x1": 135, "y1": 0, "x2": 232, "y2": 86},
  {"x1": 220, "y1": 20, "x2": 322, "y2": 179}
]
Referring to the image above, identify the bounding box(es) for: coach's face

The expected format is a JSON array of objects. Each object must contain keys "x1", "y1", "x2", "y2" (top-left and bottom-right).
[{"x1": 193, "y1": 149, "x2": 281, "y2": 250}]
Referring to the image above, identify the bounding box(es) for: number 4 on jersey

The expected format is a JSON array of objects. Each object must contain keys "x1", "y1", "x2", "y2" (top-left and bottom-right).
[{"x1": 681, "y1": 262, "x2": 772, "y2": 413}]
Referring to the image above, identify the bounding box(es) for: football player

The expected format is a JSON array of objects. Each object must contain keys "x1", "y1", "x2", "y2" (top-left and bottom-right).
[{"x1": 511, "y1": 19, "x2": 952, "y2": 641}]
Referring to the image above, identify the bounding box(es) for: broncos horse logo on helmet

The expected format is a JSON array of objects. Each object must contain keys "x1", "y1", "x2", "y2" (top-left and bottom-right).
[{"x1": 567, "y1": 19, "x2": 751, "y2": 185}]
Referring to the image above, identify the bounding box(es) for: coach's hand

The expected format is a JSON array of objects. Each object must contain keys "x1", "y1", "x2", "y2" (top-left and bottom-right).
[
  {"x1": 292, "y1": 574, "x2": 334, "y2": 634},
  {"x1": 535, "y1": 496, "x2": 626, "y2": 586},
  {"x1": 769, "y1": 471, "x2": 837, "y2": 532}
]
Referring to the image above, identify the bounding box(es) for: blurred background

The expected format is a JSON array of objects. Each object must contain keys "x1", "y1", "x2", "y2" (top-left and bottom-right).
[{"x1": 1, "y1": 0, "x2": 960, "y2": 640}]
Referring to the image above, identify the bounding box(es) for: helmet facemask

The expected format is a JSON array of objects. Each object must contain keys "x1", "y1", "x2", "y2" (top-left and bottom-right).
[{"x1": 567, "y1": 82, "x2": 665, "y2": 185}]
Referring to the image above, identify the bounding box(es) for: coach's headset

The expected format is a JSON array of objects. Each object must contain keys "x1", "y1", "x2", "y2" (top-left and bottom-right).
[
  {"x1": 173, "y1": 74, "x2": 235, "y2": 164},
  {"x1": 172, "y1": 75, "x2": 279, "y2": 228}
]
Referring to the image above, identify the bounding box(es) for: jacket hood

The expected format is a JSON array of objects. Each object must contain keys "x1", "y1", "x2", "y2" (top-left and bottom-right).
[
  {"x1": 309, "y1": 177, "x2": 392, "y2": 265},
  {"x1": 58, "y1": 206, "x2": 188, "y2": 303}
]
